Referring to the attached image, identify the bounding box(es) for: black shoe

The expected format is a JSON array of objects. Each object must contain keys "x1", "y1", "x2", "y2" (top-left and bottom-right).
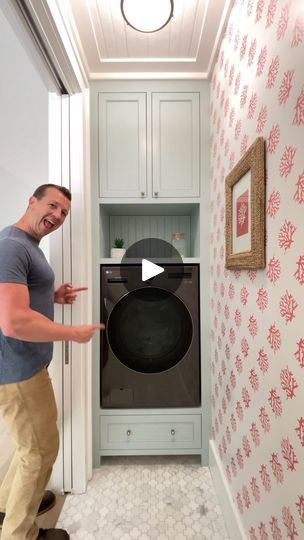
[
  {"x1": 0, "y1": 490, "x2": 56, "y2": 527},
  {"x1": 36, "y1": 490, "x2": 56, "y2": 515},
  {"x1": 37, "y1": 529, "x2": 69, "y2": 539}
]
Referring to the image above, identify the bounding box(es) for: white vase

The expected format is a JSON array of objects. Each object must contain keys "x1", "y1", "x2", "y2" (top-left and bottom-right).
[
  {"x1": 171, "y1": 232, "x2": 187, "y2": 257},
  {"x1": 110, "y1": 248, "x2": 126, "y2": 259}
]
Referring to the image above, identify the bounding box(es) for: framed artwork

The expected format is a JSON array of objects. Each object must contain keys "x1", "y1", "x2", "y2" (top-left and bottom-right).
[{"x1": 225, "y1": 137, "x2": 265, "y2": 269}]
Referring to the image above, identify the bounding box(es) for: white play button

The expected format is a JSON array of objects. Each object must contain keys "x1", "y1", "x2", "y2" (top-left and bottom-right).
[{"x1": 142, "y1": 259, "x2": 164, "y2": 281}]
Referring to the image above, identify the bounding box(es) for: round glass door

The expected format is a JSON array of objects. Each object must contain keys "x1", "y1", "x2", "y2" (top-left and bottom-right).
[{"x1": 107, "y1": 287, "x2": 193, "y2": 373}]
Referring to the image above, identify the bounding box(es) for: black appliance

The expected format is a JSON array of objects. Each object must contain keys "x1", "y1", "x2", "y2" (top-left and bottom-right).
[{"x1": 100, "y1": 265, "x2": 200, "y2": 408}]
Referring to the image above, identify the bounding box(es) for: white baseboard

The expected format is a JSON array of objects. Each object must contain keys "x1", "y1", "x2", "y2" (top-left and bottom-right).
[{"x1": 209, "y1": 440, "x2": 248, "y2": 540}]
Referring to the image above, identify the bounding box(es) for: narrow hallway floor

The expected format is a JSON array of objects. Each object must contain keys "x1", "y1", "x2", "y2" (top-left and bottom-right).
[{"x1": 57, "y1": 456, "x2": 230, "y2": 540}]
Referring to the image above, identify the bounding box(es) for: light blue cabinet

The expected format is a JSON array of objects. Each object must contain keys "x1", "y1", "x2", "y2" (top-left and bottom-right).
[
  {"x1": 91, "y1": 80, "x2": 211, "y2": 465},
  {"x1": 100, "y1": 414, "x2": 202, "y2": 453},
  {"x1": 152, "y1": 93, "x2": 200, "y2": 198},
  {"x1": 98, "y1": 92, "x2": 147, "y2": 198},
  {"x1": 98, "y1": 90, "x2": 200, "y2": 199}
]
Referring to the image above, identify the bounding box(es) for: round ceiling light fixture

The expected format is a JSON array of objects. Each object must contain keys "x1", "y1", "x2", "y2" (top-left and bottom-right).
[{"x1": 121, "y1": 0, "x2": 174, "y2": 33}]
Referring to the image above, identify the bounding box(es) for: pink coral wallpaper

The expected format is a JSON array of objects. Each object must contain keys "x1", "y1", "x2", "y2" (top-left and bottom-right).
[{"x1": 210, "y1": 0, "x2": 304, "y2": 537}]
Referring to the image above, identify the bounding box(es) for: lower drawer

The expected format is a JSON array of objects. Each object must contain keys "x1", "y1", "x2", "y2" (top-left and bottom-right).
[{"x1": 100, "y1": 414, "x2": 201, "y2": 450}]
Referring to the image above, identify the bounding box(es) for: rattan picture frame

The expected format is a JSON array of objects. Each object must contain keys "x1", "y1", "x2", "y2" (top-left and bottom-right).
[{"x1": 225, "y1": 137, "x2": 265, "y2": 269}]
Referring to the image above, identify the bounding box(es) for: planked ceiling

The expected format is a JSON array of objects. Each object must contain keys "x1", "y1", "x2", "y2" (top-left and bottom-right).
[{"x1": 61, "y1": 0, "x2": 232, "y2": 79}]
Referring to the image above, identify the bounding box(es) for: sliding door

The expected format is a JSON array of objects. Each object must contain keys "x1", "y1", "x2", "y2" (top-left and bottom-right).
[
  {"x1": 1, "y1": 0, "x2": 92, "y2": 495},
  {"x1": 0, "y1": 0, "x2": 72, "y2": 493}
]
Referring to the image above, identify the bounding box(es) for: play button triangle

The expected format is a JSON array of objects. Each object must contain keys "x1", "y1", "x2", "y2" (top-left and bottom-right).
[{"x1": 142, "y1": 259, "x2": 164, "y2": 281}]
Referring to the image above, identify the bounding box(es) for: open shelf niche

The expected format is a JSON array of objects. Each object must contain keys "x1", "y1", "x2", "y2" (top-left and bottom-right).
[{"x1": 99, "y1": 202, "x2": 200, "y2": 261}]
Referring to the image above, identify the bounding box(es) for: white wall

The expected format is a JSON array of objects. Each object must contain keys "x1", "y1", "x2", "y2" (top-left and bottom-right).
[{"x1": 0, "y1": 2, "x2": 51, "y2": 481}]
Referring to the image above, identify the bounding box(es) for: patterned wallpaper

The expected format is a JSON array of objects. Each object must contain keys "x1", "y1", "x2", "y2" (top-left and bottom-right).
[{"x1": 210, "y1": 0, "x2": 304, "y2": 538}]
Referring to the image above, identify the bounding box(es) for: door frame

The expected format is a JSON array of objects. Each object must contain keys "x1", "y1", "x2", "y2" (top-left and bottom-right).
[{"x1": 11, "y1": 0, "x2": 92, "y2": 493}]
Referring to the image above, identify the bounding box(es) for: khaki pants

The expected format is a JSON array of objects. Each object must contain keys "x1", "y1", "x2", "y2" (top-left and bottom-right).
[{"x1": 0, "y1": 368, "x2": 59, "y2": 540}]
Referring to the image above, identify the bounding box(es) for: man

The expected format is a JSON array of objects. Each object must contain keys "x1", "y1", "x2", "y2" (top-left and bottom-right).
[{"x1": 0, "y1": 184, "x2": 104, "y2": 540}]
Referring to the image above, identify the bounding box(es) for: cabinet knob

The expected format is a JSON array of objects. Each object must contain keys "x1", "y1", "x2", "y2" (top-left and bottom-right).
[
  {"x1": 126, "y1": 429, "x2": 132, "y2": 437},
  {"x1": 171, "y1": 429, "x2": 176, "y2": 436},
  {"x1": 141, "y1": 192, "x2": 145, "y2": 197},
  {"x1": 154, "y1": 191, "x2": 158, "y2": 197}
]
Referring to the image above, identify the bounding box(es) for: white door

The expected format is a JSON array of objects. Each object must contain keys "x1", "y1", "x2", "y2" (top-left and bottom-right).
[
  {"x1": 48, "y1": 91, "x2": 93, "y2": 494},
  {"x1": 3, "y1": 0, "x2": 92, "y2": 495},
  {"x1": 0, "y1": 0, "x2": 74, "y2": 494},
  {"x1": 48, "y1": 93, "x2": 73, "y2": 493},
  {"x1": 0, "y1": 0, "x2": 71, "y2": 489}
]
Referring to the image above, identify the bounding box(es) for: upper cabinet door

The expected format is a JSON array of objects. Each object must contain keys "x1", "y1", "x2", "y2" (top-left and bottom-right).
[
  {"x1": 152, "y1": 93, "x2": 200, "y2": 198},
  {"x1": 98, "y1": 93, "x2": 147, "y2": 198}
]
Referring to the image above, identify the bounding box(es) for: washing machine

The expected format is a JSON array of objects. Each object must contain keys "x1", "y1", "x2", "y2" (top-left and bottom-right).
[{"x1": 100, "y1": 264, "x2": 200, "y2": 408}]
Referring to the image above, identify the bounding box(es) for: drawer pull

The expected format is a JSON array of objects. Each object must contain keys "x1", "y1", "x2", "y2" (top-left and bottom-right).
[
  {"x1": 141, "y1": 192, "x2": 145, "y2": 197},
  {"x1": 154, "y1": 191, "x2": 159, "y2": 197},
  {"x1": 126, "y1": 429, "x2": 132, "y2": 437},
  {"x1": 171, "y1": 429, "x2": 176, "y2": 436}
]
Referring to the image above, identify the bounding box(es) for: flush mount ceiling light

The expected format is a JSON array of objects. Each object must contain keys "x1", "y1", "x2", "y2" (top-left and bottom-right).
[{"x1": 121, "y1": 0, "x2": 174, "y2": 33}]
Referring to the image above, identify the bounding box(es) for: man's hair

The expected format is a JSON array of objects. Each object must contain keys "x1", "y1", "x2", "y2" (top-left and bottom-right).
[{"x1": 33, "y1": 184, "x2": 72, "y2": 201}]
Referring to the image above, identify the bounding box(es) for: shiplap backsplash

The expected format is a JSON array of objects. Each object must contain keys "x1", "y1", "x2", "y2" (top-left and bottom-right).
[{"x1": 109, "y1": 215, "x2": 191, "y2": 257}]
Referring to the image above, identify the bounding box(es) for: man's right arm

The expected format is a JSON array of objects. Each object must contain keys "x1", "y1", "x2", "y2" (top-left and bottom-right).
[{"x1": 0, "y1": 283, "x2": 103, "y2": 343}]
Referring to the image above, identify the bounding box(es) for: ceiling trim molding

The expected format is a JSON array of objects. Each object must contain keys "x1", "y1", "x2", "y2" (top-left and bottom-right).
[
  {"x1": 89, "y1": 71, "x2": 209, "y2": 80},
  {"x1": 100, "y1": 57, "x2": 198, "y2": 64},
  {"x1": 16, "y1": 0, "x2": 234, "y2": 84}
]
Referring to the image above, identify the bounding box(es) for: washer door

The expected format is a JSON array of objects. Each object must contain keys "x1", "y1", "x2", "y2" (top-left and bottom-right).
[{"x1": 107, "y1": 287, "x2": 193, "y2": 373}]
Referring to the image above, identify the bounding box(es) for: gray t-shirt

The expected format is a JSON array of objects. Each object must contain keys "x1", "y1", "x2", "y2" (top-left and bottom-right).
[{"x1": 0, "y1": 226, "x2": 55, "y2": 383}]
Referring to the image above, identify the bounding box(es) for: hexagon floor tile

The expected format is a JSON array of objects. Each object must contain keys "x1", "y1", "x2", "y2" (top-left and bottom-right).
[{"x1": 57, "y1": 456, "x2": 230, "y2": 539}]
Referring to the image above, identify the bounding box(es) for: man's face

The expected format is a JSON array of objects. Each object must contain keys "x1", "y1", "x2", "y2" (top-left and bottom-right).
[{"x1": 28, "y1": 187, "x2": 70, "y2": 240}]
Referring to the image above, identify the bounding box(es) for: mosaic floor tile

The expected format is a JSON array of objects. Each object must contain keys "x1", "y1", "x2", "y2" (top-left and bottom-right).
[{"x1": 57, "y1": 456, "x2": 230, "y2": 539}]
